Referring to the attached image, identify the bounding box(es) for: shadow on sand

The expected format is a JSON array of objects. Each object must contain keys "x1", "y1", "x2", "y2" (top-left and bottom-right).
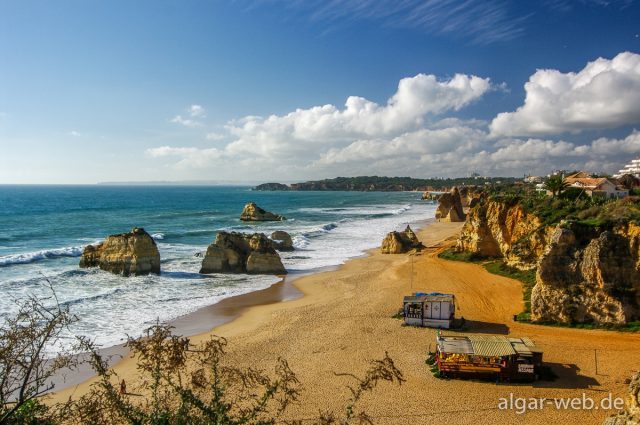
[
  {"x1": 447, "y1": 319, "x2": 510, "y2": 335},
  {"x1": 533, "y1": 363, "x2": 600, "y2": 389}
]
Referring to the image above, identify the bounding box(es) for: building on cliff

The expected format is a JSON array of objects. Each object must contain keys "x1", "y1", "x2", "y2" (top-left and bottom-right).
[
  {"x1": 614, "y1": 158, "x2": 640, "y2": 178},
  {"x1": 564, "y1": 174, "x2": 628, "y2": 199}
]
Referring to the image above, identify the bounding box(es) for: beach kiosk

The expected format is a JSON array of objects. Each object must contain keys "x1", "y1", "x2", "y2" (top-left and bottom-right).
[
  {"x1": 403, "y1": 292, "x2": 455, "y2": 328},
  {"x1": 434, "y1": 333, "x2": 544, "y2": 382}
]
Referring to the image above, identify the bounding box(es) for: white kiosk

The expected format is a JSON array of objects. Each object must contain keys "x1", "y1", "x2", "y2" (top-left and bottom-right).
[{"x1": 403, "y1": 292, "x2": 456, "y2": 329}]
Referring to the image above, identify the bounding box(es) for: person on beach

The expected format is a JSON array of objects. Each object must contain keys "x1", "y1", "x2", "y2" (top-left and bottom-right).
[{"x1": 120, "y1": 379, "x2": 127, "y2": 395}]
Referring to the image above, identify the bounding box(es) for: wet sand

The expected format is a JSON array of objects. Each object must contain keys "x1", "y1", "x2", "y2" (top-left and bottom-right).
[{"x1": 50, "y1": 221, "x2": 640, "y2": 424}]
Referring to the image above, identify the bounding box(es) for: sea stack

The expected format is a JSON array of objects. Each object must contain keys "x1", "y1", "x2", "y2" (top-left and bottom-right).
[
  {"x1": 270, "y1": 230, "x2": 294, "y2": 251},
  {"x1": 435, "y1": 187, "x2": 466, "y2": 222},
  {"x1": 381, "y1": 225, "x2": 424, "y2": 254},
  {"x1": 79, "y1": 227, "x2": 160, "y2": 276},
  {"x1": 200, "y1": 231, "x2": 286, "y2": 275},
  {"x1": 240, "y1": 202, "x2": 286, "y2": 221}
]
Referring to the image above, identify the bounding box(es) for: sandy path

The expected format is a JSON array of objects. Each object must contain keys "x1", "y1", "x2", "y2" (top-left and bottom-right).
[{"x1": 51, "y1": 221, "x2": 640, "y2": 424}]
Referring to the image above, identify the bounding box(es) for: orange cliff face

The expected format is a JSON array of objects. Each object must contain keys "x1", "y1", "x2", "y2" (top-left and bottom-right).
[
  {"x1": 456, "y1": 200, "x2": 551, "y2": 269},
  {"x1": 452, "y1": 197, "x2": 640, "y2": 325}
]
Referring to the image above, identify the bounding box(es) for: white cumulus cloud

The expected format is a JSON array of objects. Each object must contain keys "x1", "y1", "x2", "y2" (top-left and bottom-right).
[
  {"x1": 223, "y1": 73, "x2": 491, "y2": 158},
  {"x1": 490, "y1": 51, "x2": 640, "y2": 137}
]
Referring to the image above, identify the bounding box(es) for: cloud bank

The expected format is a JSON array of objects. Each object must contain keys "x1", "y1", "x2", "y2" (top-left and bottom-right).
[
  {"x1": 150, "y1": 53, "x2": 640, "y2": 180},
  {"x1": 491, "y1": 51, "x2": 640, "y2": 137}
]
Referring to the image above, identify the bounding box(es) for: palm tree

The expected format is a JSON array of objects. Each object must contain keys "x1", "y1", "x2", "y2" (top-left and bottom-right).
[{"x1": 544, "y1": 175, "x2": 570, "y2": 198}]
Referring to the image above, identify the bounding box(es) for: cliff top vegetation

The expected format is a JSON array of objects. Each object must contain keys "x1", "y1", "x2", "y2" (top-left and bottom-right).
[{"x1": 482, "y1": 184, "x2": 640, "y2": 228}]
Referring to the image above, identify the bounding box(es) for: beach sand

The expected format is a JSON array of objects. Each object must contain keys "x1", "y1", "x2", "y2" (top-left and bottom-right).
[{"x1": 50, "y1": 221, "x2": 640, "y2": 424}]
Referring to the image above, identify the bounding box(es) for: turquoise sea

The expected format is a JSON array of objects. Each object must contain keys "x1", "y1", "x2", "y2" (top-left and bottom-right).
[{"x1": 0, "y1": 185, "x2": 436, "y2": 352}]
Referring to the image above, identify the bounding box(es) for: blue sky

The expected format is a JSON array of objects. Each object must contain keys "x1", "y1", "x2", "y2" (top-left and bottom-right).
[{"x1": 1, "y1": 0, "x2": 639, "y2": 183}]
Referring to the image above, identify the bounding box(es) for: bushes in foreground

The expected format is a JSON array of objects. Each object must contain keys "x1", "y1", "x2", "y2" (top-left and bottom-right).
[{"x1": 1, "y1": 294, "x2": 404, "y2": 425}]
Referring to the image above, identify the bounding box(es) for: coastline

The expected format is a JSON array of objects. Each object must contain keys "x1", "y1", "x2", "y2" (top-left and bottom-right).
[
  {"x1": 48, "y1": 217, "x2": 435, "y2": 394},
  {"x1": 49, "y1": 220, "x2": 640, "y2": 424}
]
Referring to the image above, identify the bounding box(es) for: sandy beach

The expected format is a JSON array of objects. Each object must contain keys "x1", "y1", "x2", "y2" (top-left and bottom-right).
[{"x1": 50, "y1": 220, "x2": 640, "y2": 424}]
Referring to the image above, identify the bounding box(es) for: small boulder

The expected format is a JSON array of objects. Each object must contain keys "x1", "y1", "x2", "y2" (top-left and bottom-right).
[
  {"x1": 240, "y1": 202, "x2": 285, "y2": 221},
  {"x1": 79, "y1": 227, "x2": 160, "y2": 276},
  {"x1": 270, "y1": 230, "x2": 294, "y2": 251},
  {"x1": 381, "y1": 225, "x2": 424, "y2": 254}
]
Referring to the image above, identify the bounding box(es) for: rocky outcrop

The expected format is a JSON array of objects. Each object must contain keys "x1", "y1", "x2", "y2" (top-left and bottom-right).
[
  {"x1": 79, "y1": 227, "x2": 160, "y2": 276},
  {"x1": 381, "y1": 225, "x2": 424, "y2": 254},
  {"x1": 603, "y1": 371, "x2": 640, "y2": 425},
  {"x1": 531, "y1": 226, "x2": 640, "y2": 324},
  {"x1": 435, "y1": 187, "x2": 466, "y2": 222},
  {"x1": 270, "y1": 231, "x2": 294, "y2": 251},
  {"x1": 240, "y1": 202, "x2": 285, "y2": 221},
  {"x1": 200, "y1": 232, "x2": 286, "y2": 275},
  {"x1": 456, "y1": 199, "x2": 552, "y2": 269},
  {"x1": 455, "y1": 197, "x2": 640, "y2": 325}
]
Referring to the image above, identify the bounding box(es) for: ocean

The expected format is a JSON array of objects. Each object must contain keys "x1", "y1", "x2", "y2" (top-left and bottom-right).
[{"x1": 0, "y1": 185, "x2": 436, "y2": 352}]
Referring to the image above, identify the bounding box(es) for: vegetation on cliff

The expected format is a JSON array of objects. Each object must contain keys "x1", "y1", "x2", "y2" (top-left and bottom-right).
[
  {"x1": 486, "y1": 185, "x2": 640, "y2": 228},
  {"x1": 254, "y1": 176, "x2": 518, "y2": 191}
]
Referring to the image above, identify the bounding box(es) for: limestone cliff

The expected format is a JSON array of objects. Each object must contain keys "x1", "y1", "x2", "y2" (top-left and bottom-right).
[
  {"x1": 200, "y1": 232, "x2": 286, "y2": 275},
  {"x1": 435, "y1": 187, "x2": 466, "y2": 222},
  {"x1": 240, "y1": 202, "x2": 285, "y2": 221},
  {"x1": 531, "y1": 224, "x2": 640, "y2": 324},
  {"x1": 456, "y1": 199, "x2": 552, "y2": 269},
  {"x1": 79, "y1": 227, "x2": 160, "y2": 276},
  {"x1": 381, "y1": 225, "x2": 424, "y2": 254},
  {"x1": 455, "y1": 197, "x2": 640, "y2": 325},
  {"x1": 603, "y1": 371, "x2": 640, "y2": 425}
]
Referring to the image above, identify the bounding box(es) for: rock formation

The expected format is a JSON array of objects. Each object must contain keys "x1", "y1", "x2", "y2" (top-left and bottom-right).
[
  {"x1": 603, "y1": 371, "x2": 640, "y2": 425},
  {"x1": 457, "y1": 199, "x2": 552, "y2": 268},
  {"x1": 200, "y1": 231, "x2": 286, "y2": 275},
  {"x1": 455, "y1": 196, "x2": 640, "y2": 325},
  {"x1": 79, "y1": 227, "x2": 160, "y2": 276},
  {"x1": 531, "y1": 226, "x2": 640, "y2": 324},
  {"x1": 435, "y1": 187, "x2": 466, "y2": 222},
  {"x1": 270, "y1": 230, "x2": 294, "y2": 251},
  {"x1": 240, "y1": 202, "x2": 285, "y2": 221},
  {"x1": 381, "y1": 225, "x2": 424, "y2": 254}
]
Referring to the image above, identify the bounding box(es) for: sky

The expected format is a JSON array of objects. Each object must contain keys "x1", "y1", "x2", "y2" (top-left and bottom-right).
[{"x1": 0, "y1": 0, "x2": 640, "y2": 184}]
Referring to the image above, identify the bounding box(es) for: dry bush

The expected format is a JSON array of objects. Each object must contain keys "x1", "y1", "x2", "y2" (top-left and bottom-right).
[
  {"x1": 0, "y1": 288, "x2": 76, "y2": 425},
  {"x1": 2, "y1": 296, "x2": 404, "y2": 425}
]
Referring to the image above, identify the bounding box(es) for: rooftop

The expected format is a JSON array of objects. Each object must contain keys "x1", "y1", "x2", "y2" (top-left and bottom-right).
[{"x1": 438, "y1": 335, "x2": 542, "y2": 357}]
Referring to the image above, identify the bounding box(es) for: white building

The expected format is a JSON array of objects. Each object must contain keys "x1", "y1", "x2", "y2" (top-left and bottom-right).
[
  {"x1": 564, "y1": 174, "x2": 628, "y2": 199},
  {"x1": 403, "y1": 292, "x2": 456, "y2": 329},
  {"x1": 614, "y1": 158, "x2": 640, "y2": 178}
]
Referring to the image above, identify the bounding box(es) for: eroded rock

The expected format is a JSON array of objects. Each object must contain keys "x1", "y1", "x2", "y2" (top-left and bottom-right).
[
  {"x1": 381, "y1": 225, "x2": 424, "y2": 254},
  {"x1": 435, "y1": 187, "x2": 466, "y2": 222},
  {"x1": 240, "y1": 202, "x2": 285, "y2": 221},
  {"x1": 79, "y1": 227, "x2": 160, "y2": 276},
  {"x1": 200, "y1": 232, "x2": 286, "y2": 275},
  {"x1": 270, "y1": 230, "x2": 294, "y2": 251}
]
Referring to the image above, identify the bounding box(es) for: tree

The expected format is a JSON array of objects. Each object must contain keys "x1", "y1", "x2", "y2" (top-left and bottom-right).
[{"x1": 543, "y1": 175, "x2": 569, "y2": 198}]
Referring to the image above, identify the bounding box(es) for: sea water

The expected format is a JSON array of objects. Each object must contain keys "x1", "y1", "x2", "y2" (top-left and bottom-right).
[{"x1": 0, "y1": 185, "x2": 436, "y2": 352}]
